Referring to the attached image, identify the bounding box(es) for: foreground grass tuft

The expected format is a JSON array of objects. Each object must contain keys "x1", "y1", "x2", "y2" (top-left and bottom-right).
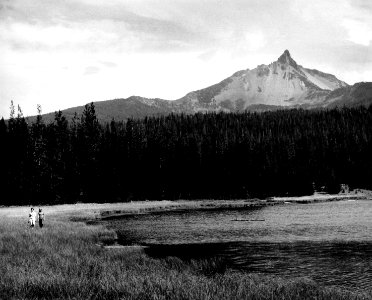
[{"x1": 0, "y1": 213, "x2": 371, "y2": 299}]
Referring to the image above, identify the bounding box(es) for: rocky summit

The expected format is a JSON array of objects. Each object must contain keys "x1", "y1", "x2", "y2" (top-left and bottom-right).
[
  {"x1": 35, "y1": 50, "x2": 372, "y2": 122},
  {"x1": 175, "y1": 50, "x2": 349, "y2": 112}
]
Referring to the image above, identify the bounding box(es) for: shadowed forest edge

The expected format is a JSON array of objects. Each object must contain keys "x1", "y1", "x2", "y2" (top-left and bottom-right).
[{"x1": 1, "y1": 102, "x2": 371, "y2": 205}]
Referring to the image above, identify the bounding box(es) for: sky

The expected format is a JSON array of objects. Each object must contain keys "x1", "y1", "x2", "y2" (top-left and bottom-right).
[{"x1": 1, "y1": 0, "x2": 372, "y2": 118}]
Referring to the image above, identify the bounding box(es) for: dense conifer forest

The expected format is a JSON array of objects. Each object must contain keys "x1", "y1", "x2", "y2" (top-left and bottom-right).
[{"x1": 1, "y1": 102, "x2": 371, "y2": 205}]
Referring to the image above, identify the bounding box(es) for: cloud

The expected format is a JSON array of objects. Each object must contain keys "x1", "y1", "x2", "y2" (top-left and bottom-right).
[
  {"x1": 100, "y1": 61, "x2": 117, "y2": 68},
  {"x1": 0, "y1": 0, "x2": 205, "y2": 54},
  {"x1": 343, "y1": 19, "x2": 372, "y2": 46},
  {"x1": 84, "y1": 66, "x2": 100, "y2": 76},
  {"x1": 348, "y1": 0, "x2": 372, "y2": 12}
]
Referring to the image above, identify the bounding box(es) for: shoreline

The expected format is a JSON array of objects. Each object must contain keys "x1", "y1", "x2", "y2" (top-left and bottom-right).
[
  {"x1": 270, "y1": 192, "x2": 369, "y2": 203},
  {"x1": 96, "y1": 192, "x2": 370, "y2": 220},
  {"x1": 98, "y1": 199, "x2": 273, "y2": 220},
  {"x1": 0, "y1": 192, "x2": 370, "y2": 221}
]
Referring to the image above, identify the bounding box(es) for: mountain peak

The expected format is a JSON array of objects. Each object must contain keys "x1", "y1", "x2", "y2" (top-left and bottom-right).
[
  {"x1": 277, "y1": 49, "x2": 298, "y2": 68},
  {"x1": 279, "y1": 49, "x2": 291, "y2": 60}
]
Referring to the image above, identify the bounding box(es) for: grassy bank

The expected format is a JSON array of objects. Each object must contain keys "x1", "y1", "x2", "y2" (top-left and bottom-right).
[{"x1": 1, "y1": 204, "x2": 371, "y2": 299}]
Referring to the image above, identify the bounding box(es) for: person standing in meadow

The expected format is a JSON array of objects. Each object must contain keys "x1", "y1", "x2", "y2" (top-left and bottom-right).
[
  {"x1": 38, "y1": 208, "x2": 45, "y2": 228},
  {"x1": 29, "y1": 208, "x2": 36, "y2": 227}
]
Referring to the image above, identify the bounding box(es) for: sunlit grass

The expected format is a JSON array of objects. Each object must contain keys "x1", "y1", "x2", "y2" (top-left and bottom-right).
[{"x1": 0, "y1": 207, "x2": 371, "y2": 299}]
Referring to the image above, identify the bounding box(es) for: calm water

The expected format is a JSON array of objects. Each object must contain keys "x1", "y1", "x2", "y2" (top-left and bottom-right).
[{"x1": 100, "y1": 200, "x2": 372, "y2": 290}]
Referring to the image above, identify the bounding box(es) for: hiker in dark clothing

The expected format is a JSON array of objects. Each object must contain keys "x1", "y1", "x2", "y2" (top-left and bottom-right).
[{"x1": 38, "y1": 209, "x2": 45, "y2": 228}]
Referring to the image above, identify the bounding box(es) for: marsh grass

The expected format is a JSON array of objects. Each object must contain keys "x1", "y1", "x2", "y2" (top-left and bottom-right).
[{"x1": 0, "y1": 213, "x2": 371, "y2": 299}]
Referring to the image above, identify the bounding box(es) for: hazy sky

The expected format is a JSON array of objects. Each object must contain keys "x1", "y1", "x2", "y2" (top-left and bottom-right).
[{"x1": 1, "y1": 0, "x2": 372, "y2": 118}]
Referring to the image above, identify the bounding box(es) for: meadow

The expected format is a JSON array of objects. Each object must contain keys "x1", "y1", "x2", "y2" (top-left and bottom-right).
[{"x1": 1, "y1": 203, "x2": 371, "y2": 300}]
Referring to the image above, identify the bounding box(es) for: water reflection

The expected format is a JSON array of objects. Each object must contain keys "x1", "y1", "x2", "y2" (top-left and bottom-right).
[{"x1": 142, "y1": 241, "x2": 372, "y2": 290}]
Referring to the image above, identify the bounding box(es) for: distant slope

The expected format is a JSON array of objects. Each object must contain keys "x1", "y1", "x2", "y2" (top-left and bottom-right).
[
  {"x1": 326, "y1": 82, "x2": 372, "y2": 108},
  {"x1": 35, "y1": 96, "x2": 180, "y2": 123}
]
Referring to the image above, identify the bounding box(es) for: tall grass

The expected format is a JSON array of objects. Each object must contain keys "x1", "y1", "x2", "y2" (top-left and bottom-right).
[{"x1": 0, "y1": 215, "x2": 371, "y2": 299}]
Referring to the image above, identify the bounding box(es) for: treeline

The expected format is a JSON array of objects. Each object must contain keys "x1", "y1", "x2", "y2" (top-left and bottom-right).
[{"x1": 1, "y1": 102, "x2": 372, "y2": 205}]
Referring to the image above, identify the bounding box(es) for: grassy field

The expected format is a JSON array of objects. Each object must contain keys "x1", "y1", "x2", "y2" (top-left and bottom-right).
[{"x1": 1, "y1": 203, "x2": 371, "y2": 299}]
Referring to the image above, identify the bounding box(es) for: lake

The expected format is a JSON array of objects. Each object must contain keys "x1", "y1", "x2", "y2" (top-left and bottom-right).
[{"x1": 99, "y1": 200, "x2": 372, "y2": 291}]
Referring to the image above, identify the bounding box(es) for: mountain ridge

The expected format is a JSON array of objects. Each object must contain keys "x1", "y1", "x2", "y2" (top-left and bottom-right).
[{"x1": 29, "y1": 50, "x2": 372, "y2": 123}]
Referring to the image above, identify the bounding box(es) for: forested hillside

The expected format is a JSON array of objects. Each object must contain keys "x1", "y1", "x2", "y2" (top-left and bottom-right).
[{"x1": 1, "y1": 103, "x2": 371, "y2": 205}]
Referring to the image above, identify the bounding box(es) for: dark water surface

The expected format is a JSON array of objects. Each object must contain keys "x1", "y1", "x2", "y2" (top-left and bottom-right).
[{"x1": 100, "y1": 200, "x2": 372, "y2": 290}]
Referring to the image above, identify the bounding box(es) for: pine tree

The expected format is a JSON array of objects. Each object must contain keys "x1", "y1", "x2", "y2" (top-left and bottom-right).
[
  {"x1": 77, "y1": 103, "x2": 102, "y2": 201},
  {"x1": 29, "y1": 104, "x2": 50, "y2": 202}
]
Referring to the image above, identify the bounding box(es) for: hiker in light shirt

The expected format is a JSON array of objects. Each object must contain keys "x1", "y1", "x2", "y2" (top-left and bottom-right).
[{"x1": 29, "y1": 208, "x2": 37, "y2": 227}]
